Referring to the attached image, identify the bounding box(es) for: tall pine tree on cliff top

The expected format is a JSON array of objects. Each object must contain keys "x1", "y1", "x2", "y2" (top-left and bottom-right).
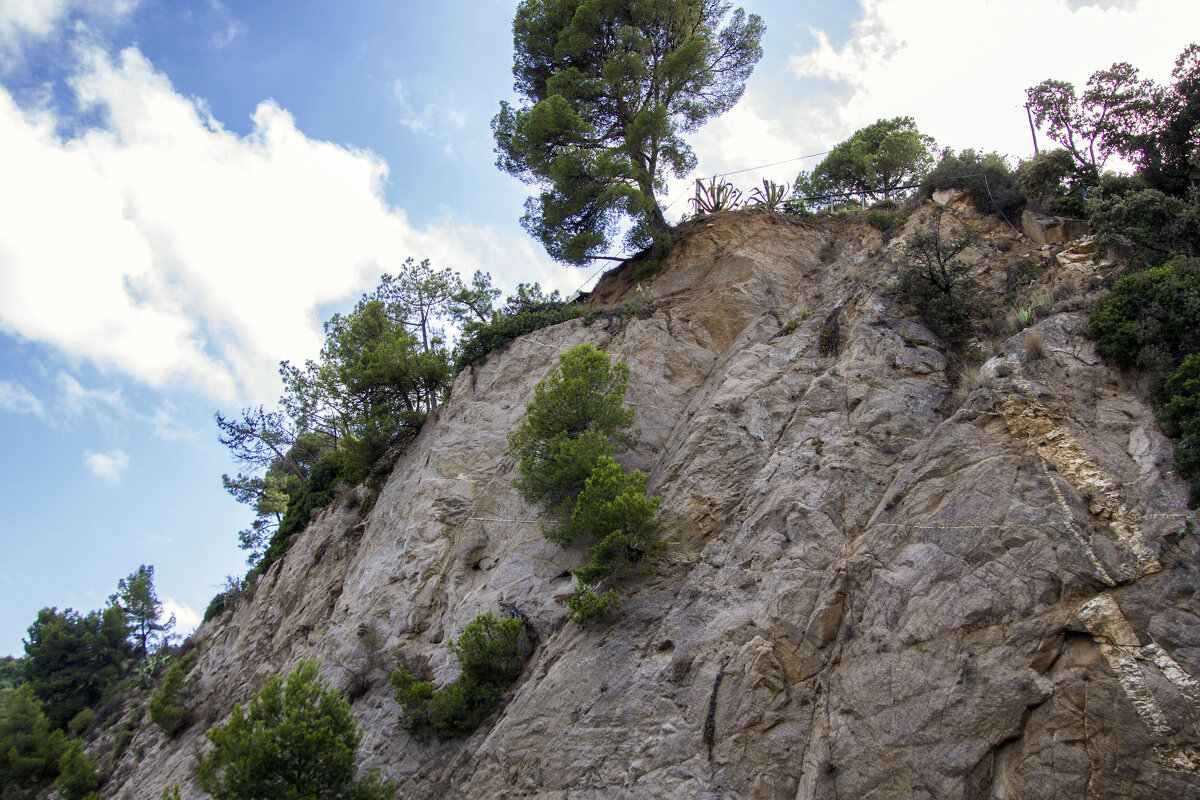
[{"x1": 493, "y1": 0, "x2": 764, "y2": 264}]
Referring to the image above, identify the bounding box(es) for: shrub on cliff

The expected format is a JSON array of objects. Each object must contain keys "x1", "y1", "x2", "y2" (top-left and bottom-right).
[
  {"x1": 149, "y1": 655, "x2": 194, "y2": 738},
  {"x1": 898, "y1": 206, "x2": 984, "y2": 347},
  {"x1": 919, "y1": 149, "x2": 1025, "y2": 221},
  {"x1": 198, "y1": 660, "x2": 392, "y2": 800},
  {"x1": 509, "y1": 343, "x2": 662, "y2": 624},
  {"x1": 1089, "y1": 257, "x2": 1200, "y2": 503},
  {"x1": 508, "y1": 343, "x2": 637, "y2": 529},
  {"x1": 391, "y1": 613, "x2": 525, "y2": 742}
]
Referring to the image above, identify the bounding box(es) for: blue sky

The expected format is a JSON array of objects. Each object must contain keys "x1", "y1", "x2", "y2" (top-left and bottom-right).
[{"x1": 1, "y1": 0, "x2": 1197, "y2": 656}]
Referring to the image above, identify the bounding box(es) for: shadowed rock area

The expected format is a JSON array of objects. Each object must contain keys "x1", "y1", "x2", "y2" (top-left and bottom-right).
[{"x1": 107, "y1": 207, "x2": 1199, "y2": 799}]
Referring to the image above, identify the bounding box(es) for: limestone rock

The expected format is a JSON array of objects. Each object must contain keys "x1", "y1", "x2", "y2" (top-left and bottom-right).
[
  {"x1": 1021, "y1": 209, "x2": 1090, "y2": 245},
  {"x1": 107, "y1": 209, "x2": 1199, "y2": 800}
]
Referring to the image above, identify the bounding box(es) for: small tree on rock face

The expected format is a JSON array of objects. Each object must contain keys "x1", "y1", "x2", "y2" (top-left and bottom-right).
[
  {"x1": 198, "y1": 659, "x2": 392, "y2": 800},
  {"x1": 508, "y1": 343, "x2": 637, "y2": 528},
  {"x1": 898, "y1": 206, "x2": 983, "y2": 348},
  {"x1": 493, "y1": 0, "x2": 765, "y2": 264}
]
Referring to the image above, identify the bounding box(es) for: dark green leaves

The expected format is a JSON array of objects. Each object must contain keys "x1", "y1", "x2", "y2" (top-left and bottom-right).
[
  {"x1": 495, "y1": 0, "x2": 764, "y2": 263},
  {"x1": 199, "y1": 660, "x2": 392, "y2": 800}
]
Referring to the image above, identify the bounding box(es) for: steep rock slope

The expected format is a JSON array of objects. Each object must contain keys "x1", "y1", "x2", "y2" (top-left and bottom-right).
[{"x1": 110, "y1": 207, "x2": 1198, "y2": 799}]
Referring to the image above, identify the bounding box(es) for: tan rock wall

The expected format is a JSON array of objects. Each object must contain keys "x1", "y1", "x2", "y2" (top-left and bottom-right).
[{"x1": 107, "y1": 208, "x2": 1198, "y2": 800}]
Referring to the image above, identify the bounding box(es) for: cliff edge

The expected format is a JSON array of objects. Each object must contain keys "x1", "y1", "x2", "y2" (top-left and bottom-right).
[{"x1": 108, "y1": 205, "x2": 1199, "y2": 799}]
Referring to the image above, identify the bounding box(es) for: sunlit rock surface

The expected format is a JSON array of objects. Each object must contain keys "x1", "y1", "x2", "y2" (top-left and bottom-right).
[{"x1": 109, "y1": 208, "x2": 1198, "y2": 800}]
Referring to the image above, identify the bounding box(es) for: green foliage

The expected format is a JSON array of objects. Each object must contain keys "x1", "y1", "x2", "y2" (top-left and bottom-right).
[
  {"x1": 809, "y1": 116, "x2": 934, "y2": 201},
  {"x1": 920, "y1": 149, "x2": 1025, "y2": 221},
  {"x1": 53, "y1": 739, "x2": 100, "y2": 800},
  {"x1": 1016, "y1": 149, "x2": 1079, "y2": 207},
  {"x1": 453, "y1": 283, "x2": 579, "y2": 373},
  {"x1": 898, "y1": 206, "x2": 984, "y2": 347},
  {"x1": 565, "y1": 457, "x2": 660, "y2": 550},
  {"x1": 509, "y1": 344, "x2": 662, "y2": 626},
  {"x1": 493, "y1": 0, "x2": 764, "y2": 263},
  {"x1": 566, "y1": 586, "x2": 622, "y2": 626},
  {"x1": 748, "y1": 179, "x2": 791, "y2": 210},
  {"x1": 149, "y1": 655, "x2": 194, "y2": 738},
  {"x1": 23, "y1": 606, "x2": 128, "y2": 731},
  {"x1": 1159, "y1": 353, "x2": 1200, "y2": 502},
  {"x1": 865, "y1": 210, "x2": 897, "y2": 231},
  {"x1": 1087, "y1": 188, "x2": 1200, "y2": 265},
  {"x1": 0, "y1": 685, "x2": 67, "y2": 793},
  {"x1": 66, "y1": 708, "x2": 93, "y2": 738},
  {"x1": 509, "y1": 343, "x2": 637, "y2": 529},
  {"x1": 689, "y1": 178, "x2": 744, "y2": 215},
  {"x1": 198, "y1": 659, "x2": 392, "y2": 800},
  {"x1": 0, "y1": 656, "x2": 23, "y2": 703},
  {"x1": 110, "y1": 564, "x2": 174, "y2": 659},
  {"x1": 1089, "y1": 258, "x2": 1200, "y2": 504},
  {"x1": 391, "y1": 614, "x2": 525, "y2": 743},
  {"x1": 220, "y1": 261, "x2": 464, "y2": 569},
  {"x1": 1125, "y1": 44, "x2": 1200, "y2": 196},
  {"x1": 1088, "y1": 258, "x2": 1200, "y2": 380}
]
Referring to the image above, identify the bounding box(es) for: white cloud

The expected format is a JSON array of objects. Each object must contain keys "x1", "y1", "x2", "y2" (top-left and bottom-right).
[
  {"x1": 151, "y1": 401, "x2": 201, "y2": 441},
  {"x1": 392, "y1": 79, "x2": 469, "y2": 147},
  {"x1": 0, "y1": 43, "x2": 569, "y2": 406},
  {"x1": 83, "y1": 447, "x2": 129, "y2": 483},
  {"x1": 0, "y1": 0, "x2": 139, "y2": 64},
  {"x1": 163, "y1": 596, "x2": 200, "y2": 634},
  {"x1": 57, "y1": 372, "x2": 124, "y2": 418},
  {"x1": 0, "y1": 379, "x2": 45, "y2": 417},
  {"x1": 205, "y1": 0, "x2": 244, "y2": 50},
  {"x1": 787, "y1": 0, "x2": 1200, "y2": 162}
]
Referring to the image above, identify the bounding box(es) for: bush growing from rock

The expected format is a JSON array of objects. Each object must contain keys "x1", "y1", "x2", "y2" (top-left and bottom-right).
[
  {"x1": 509, "y1": 343, "x2": 637, "y2": 530},
  {"x1": 53, "y1": 739, "x2": 100, "y2": 800},
  {"x1": 198, "y1": 660, "x2": 392, "y2": 800},
  {"x1": 920, "y1": 149, "x2": 1025, "y2": 221},
  {"x1": 391, "y1": 613, "x2": 525, "y2": 742},
  {"x1": 898, "y1": 206, "x2": 984, "y2": 347},
  {"x1": 149, "y1": 655, "x2": 194, "y2": 738}
]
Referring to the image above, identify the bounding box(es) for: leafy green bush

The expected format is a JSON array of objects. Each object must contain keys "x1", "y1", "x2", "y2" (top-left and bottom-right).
[
  {"x1": 509, "y1": 343, "x2": 663, "y2": 625},
  {"x1": 898, "y1": 207, "x2": 985, "y2": 347},
  {"x1": 509, "y1": 343, "x2": 637, "y2": 530},
  {"x1": 567, "y1": 586, "x2": 622, "y2": 626},
  {"x1": 54, "y1": 739, "x2": 100, "y2": 800},
  {"x1": 865, "y1": 210, "x2": 897, "y2": 231},
  {"x1": 0, "y1": 685, "x2": 67, "y2": 791},
  {"x1": 454, "y1": 301, "x2": 579, "y2": 373},
  {"x1": 199, "y1": 660, "x2": 392, "y2": 800},
  {"x1": 1160, "y1": 353, "x2": 1200, "y2": 501},
  {"x1": 391, "y1": 614, "x2": 525, "y2": 743},
  {"x1": 1090, "y1": 258, "x2": 1200, "y2": 503},
  {"x1": 920, "y1": 149, "x2": 1025, "y2": 221},
  {"x1": 67, "y1": 707, "x2": 94, "y2": 738},
  {"x1": 1088, "y1": 258, "x2": 1200, "y2": 378},
  {"x1": 257, "y1": 450, "x2": 350, "y2": 574},
  {"x1": 149, "y1": 655, "x2": 194, "y2": 738},
  {"x1": 1050, "y1": 195, "x2": 1086, "y2": 218},
  {"x1": 564, "y1": 457, "x2": 663, "y2": 611},
  {"x1": 1016, "y1": 149, "x2": 1077, "y2": 207},
  {"x1": 1088, "y1": 188, "x2": 1200, "y2": 265}
]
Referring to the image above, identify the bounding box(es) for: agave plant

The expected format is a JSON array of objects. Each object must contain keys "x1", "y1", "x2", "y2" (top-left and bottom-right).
[
  {"x1": 689, "y1": 177, "x2": 743, "y2": 215},
  {"x1": 749, "y1": 179, "x2": 791, "y2": 210}
]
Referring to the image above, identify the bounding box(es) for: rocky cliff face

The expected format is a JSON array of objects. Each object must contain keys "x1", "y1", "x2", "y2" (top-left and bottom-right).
[{"x1": 108, "y1": 205, "x2": 1199, "y2": 799}]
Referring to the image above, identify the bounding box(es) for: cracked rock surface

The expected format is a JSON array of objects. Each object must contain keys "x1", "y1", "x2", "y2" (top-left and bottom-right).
[{"x1": 108, "y1": 208, "x2": 1199, "y2": 799}]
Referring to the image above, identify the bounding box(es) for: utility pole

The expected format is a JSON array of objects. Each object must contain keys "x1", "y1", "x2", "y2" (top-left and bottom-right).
[{"x1": 1025, "y1": 103, "x2": 1040, "y2": 156}]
